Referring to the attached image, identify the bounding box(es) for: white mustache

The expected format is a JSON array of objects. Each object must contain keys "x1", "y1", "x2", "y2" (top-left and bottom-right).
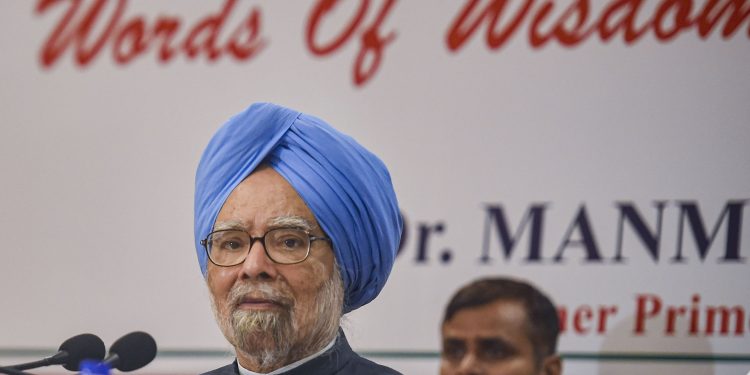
[{"x1": 228, "y1": 282, "x2": 294, "y2": 309}]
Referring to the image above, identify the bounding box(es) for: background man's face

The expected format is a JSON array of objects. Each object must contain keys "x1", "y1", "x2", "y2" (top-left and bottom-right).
[
  {"x1": 206, "y1": 166, "x2": 338, "y2": 371},
  {"x1": 440, "y1": 300, "x2": 540, "y2": 375}
]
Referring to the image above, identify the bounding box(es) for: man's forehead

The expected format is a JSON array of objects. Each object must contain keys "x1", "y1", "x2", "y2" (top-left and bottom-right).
[
  {"x1": 216, "y1": 167, "x2": 322, "y2": 230},
  {"x1": 444, "y1": 300, "x2": 529, "y2": 333},
  {"x1": 442, "y1": 302, "x2": 533, "y2": 349}
]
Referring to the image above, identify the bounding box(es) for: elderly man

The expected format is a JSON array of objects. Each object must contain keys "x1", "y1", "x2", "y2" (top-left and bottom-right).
[
  {"x1": 194, "y1": 103, "x2": 402, "y2": 374},
  {"x1": 440, "y1": 277, "x2": 562, "y2": 375}
]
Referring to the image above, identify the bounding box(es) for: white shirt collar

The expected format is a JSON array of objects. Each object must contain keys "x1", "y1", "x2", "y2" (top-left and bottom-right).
[{"x1": 236, "y1": 337, "x2": 337, "y2": 375}]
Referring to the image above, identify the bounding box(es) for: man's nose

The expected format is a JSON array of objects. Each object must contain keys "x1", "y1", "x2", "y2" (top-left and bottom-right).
[
  {"x1": 239, "y1": 240, "x2": 278, "y2": 281},
  {"x1": 456, "y1": 353, "x2": 483, "y2": 375}
]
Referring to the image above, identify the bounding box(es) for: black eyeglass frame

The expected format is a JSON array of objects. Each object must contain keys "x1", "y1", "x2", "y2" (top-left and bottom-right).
[{"x1": 200, "y1": 228, "x2": 332, "y2": 266}]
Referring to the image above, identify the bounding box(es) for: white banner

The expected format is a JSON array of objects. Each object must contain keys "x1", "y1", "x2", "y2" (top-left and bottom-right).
[{"x1": 1, "y1": 1, "x2": 748, "y2": 374}]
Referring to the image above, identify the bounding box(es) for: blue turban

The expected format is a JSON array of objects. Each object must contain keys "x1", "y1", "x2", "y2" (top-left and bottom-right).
[{"x1": 194, "y1": 102, "x2": 402, "y2": 313}]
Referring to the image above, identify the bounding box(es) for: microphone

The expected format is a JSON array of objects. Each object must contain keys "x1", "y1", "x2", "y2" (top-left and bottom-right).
[
  {"x1": 101, "y1": 331, "x2": 157, "y2": 372},
  {"x1": 6, "y1": 333, "x2": 105, "y2": 371}
]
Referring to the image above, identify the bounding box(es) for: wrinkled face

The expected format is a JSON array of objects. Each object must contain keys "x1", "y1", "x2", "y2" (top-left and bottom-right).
[
  {"x1": 441, "y1": 300, "x2": 546, "y2": 375},
  {"x1": 206, "y1": 166, "x2": 341, "y2": 372}
]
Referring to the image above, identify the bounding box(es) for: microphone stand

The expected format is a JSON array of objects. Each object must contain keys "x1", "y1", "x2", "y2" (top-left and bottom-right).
[
  {"x1": 0, "y1": 367, "x2": 33, "y2": 375},
  {"x1": 5, "y1": 354, "x2": 65, "y2": 371}
]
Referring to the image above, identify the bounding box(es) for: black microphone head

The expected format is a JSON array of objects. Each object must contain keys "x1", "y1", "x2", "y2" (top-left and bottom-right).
[
  {"x1": 58, "y1": 333, "x2": 106, "y2": 371},
  {"x1": 108, "y1": 331, "x2": 157, "y2": 372}
]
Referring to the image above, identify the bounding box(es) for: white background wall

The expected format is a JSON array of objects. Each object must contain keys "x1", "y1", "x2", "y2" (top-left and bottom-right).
[{"x1": 1, "y1": 1, "x2": 748, "y2": 374}]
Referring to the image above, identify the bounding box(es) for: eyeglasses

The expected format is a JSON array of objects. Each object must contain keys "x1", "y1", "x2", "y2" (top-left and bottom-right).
[{"x1": 200, "y1": 228, "x2": 331, "y2": 266}]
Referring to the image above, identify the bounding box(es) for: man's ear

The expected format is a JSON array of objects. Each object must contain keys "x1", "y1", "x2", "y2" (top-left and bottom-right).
[{"x1": 540, "y1": 354, "x2": 562, "y2": 375}]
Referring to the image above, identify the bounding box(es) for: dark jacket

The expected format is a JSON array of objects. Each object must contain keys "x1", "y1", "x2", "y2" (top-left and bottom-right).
[{"x1": 201, "y1": 331, "x2": 401, "y2": 375}]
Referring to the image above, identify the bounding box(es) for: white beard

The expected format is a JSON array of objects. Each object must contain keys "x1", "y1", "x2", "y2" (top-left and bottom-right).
[{"x1": 210, "y1": 266, "x2": 344, "y2": 372}]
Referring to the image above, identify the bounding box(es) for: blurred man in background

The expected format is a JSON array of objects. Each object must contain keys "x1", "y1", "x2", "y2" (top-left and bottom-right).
[{"x1": 440, "y1": 277, "x2": 562, "y2": 375}]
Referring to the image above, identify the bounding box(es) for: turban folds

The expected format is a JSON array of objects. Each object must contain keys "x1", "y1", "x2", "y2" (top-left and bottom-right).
[{"x1": 194, "y1": 103, "x2": 402, "y2": 313}]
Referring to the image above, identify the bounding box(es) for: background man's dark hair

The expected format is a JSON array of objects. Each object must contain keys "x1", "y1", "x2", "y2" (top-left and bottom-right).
[{"x1": 442, "y1": 277, "x2": 560, "y2": 364}]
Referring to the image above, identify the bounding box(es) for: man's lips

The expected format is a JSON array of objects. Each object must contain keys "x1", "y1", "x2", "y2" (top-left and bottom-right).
[{"x1": 236, "y1": 297, "x2": 288, "y2": 310}]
